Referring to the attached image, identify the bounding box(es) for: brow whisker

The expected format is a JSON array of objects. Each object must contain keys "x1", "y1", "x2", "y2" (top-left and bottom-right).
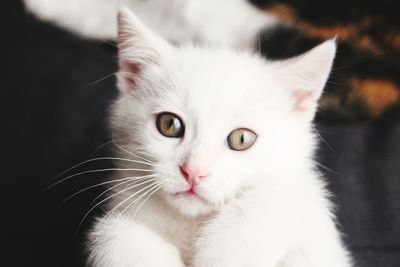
[
  {"x1": 312, "y1": 160, "x2": 341, "y2": 175},
  {"x1": 312, "y1": 125, "x2": 335, "y2": 152},
  {"x1": 88, "y1": 140, "x2": 114, "y2": 157},
  {"x1": 84, "y1": 72, "x2": 116, "y2": 88}
]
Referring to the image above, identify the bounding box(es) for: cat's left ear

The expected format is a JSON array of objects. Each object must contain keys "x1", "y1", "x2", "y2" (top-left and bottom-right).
[
  {"x1": 117, "y1": 6, "x2": 173, "y2": 93},
  {"x1": 276, "y1": 40, "x2": 336, "y2": 122}
]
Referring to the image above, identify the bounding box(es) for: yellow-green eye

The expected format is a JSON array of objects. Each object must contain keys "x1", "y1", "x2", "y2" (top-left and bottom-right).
[
  {"x1": 156, "y1": 112, "x2": 185, "y2": 138},
  {"x1": 227, "y1": 128, "x2": 257, "y2": 151}
]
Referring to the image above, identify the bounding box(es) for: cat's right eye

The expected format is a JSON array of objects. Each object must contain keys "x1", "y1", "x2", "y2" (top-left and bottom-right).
[{"x1": 156, "y1": 112, "x2": 185, "y2": 138}]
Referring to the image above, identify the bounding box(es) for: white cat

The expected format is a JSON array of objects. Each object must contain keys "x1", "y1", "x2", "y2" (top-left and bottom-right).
[
  {"x1": 87, "y1": 7, "x2": 352, "y2": 267},
  {"x1": 23, "y1": 0, "x2": 277, "y2": 48}
]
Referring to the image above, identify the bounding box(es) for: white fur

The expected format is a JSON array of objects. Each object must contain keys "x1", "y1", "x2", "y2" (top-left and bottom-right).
[
  {"x1": 23, "y1": 0, "x2": 277, "y2": 48},
  {"x1": 87, "y1": 8, "x2": 352, "y2": 267}
]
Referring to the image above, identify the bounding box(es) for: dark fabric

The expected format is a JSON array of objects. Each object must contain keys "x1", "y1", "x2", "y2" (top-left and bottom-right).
[
  {"x1": 1, "y1": 1, "x2": 399, "y2": 266},
  {"x1": 1, "y1": 1, "x2": 118, "y2": 266},
  {"x1": 316, "y1": 114, "x2": 400, "y2": 267}
]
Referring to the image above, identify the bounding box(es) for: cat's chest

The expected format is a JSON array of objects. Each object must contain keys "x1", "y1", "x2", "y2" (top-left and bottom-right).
[{"x1": 134, "y1": 194, "x2": 209, "y2": 261}]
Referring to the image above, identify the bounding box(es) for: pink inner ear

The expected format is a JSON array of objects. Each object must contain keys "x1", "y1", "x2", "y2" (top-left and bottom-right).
[
  {"x1": 292, "y1": 90, "x2": 315, "y2": 112},
  {"x1": 120, "y1": 61, "x2": 141, "y2": 89}
]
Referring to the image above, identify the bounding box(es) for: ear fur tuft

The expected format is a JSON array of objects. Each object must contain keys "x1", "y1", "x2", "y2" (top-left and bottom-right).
[
  {"x1": 277, "y1": 39, "x2": 336, "y2": 122},
  {"x1": 116, "y1": 7, "x2": 172, "y2": 93}
]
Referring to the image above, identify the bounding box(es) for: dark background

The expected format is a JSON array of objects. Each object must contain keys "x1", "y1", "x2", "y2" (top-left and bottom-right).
[{"x1": 1, "y1": 1, "x2": 399, "y2": 266}]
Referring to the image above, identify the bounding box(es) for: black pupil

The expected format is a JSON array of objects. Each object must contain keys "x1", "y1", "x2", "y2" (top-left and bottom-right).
[
  {"x1": 168, "y1": 118, "x2": 175, "y2": 129},
  {"x1": 240, "y1": 133, "x2": 245, "y2": 144}
]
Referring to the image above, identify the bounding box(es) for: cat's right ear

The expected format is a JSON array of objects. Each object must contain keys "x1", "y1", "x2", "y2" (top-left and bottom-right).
[
  {"x1": 117, "y1": 7, "x2": 172, "y2": 93},
  {"x1": 274, "y1": 40, "x2": 336, "y2": 122}
]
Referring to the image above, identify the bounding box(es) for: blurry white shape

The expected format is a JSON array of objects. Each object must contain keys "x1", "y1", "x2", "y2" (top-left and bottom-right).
[{"x1": 23, "y1": 0, "x2": 278, "y2": 48}]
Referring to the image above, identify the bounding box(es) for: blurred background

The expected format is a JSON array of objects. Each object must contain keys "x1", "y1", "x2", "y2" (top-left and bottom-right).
[{"x1": 1, "y1": 0, "x2": 399, "y2": 266}]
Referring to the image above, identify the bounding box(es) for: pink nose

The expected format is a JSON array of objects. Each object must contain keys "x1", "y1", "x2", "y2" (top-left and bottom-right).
[{"x1": 180, "y1": 163, "x2": 209, "y2": 186}]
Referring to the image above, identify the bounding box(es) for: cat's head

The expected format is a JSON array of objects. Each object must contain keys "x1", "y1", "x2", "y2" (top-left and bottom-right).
[{"x1": 111, "y1": 8, "x2": 336, "y2": 217}]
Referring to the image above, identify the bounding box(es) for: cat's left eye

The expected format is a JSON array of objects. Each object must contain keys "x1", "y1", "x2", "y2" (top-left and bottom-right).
[
  {"x1": 156, "y1": 112, "x2": 185, "y2": 138},
  {"x1": 227, "y1": 128, "x2": 257, "y2": 151}
]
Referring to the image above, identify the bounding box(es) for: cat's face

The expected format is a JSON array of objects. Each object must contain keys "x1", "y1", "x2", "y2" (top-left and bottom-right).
[{"x1": 112, "y1": 8, "x2": 336, "y2": 217}]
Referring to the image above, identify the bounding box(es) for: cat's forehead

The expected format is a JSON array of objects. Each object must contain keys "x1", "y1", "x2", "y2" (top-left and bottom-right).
[
  {"x1": 174, "y1": 47, "x2": 268, "y2": 87},
  {"x1": 163, "y1": 48, "x2": 284, "y2": 111}
]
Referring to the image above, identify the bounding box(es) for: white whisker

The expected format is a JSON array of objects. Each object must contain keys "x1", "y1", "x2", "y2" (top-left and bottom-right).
[
  {"x1": 106, "y1": 182, "x2": 159, "y2": 219},
  {"x1": 60, "y1": 174, "x2": 156, "y2": 204},
  {"x1": 89, "y1": 175, "x2": 157, "y2": 206},
  {"x1": 112, "y1": 139, "x2": 156, "y2": 164},
  {"x1": 132, "y1": 184, "x2": 162, "y2": 218},
  {"x1": 44, "y1": 167, "x2": 152, "y2": 191},
  {"x1": 75, "y1": 179, "x2": 157, "y2": 236},
  {"x1": 117, "y1": 183, "x2": 161, "y2": 218},
  {"x1": 55, "y1": 156, "x2": 154, "y2": 180}
]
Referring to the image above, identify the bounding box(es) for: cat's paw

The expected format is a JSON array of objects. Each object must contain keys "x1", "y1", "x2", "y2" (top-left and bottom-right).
[
  {"x1": 192, "y1": 242, "x2": 270, "y2": 267},
  {"x1": 192, "y1": 242, "x2": 259, "y2": 267},
  {"x1": 88, "y1": 216, "x2": 185, "y2": 267},
  {"x1": 192, "y1": 194, "x2": 280, "y2": 267},
  {"x1": 192, "y1": 206, "x2": 253, "y2": 267}
]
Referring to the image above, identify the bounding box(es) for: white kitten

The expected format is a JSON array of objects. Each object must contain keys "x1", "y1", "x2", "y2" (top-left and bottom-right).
[
  {"x1": 87, "y1": 8, "x2": 352, "y2": 267},
  {"x1": 23, "y1": 0, "x2": 276, "y2": 48}
]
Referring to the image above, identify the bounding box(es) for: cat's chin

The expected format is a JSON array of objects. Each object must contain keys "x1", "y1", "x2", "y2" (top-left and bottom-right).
[{"x1": 164, "y1": 192, "x2": 215, "y2": 218}]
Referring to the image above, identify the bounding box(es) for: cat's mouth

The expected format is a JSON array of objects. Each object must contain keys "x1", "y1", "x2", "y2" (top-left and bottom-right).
[{"x1": 174, "y1": 188, "x2": 209, "y2": 204}]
